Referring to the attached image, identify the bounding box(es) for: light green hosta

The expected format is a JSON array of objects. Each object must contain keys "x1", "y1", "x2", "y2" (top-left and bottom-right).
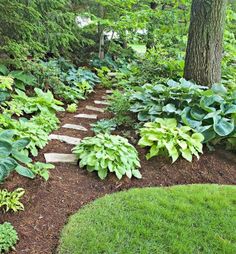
[
  {"x1": 72, "y1": 133, "x2": 141, "y2": 180},
  {"x1": 138, "y1": 118, "x2": 204, "y2": 162}
]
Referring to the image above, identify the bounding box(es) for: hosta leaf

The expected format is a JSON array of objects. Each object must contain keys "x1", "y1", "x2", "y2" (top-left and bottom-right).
[
  {"x1": 213, "y1": 118, "x2": 234, "y2": 136},
  {"x1": 0, "y1": 140, "x2": 12, "y2": 157},
  {"x1": 181, "y1": 149, "x2": 193, "y2": 162},
  {"x1": 15, "y1": 165, "x2": 35, "y2": 179},
  {"x1": 132, "y1": 170, "x2": 142, "y2": 179}
]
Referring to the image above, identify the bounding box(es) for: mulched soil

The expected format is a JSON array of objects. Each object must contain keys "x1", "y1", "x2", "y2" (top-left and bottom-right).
[{"x1": 0, "y1": 87, "x2": 235, "y2": 254}]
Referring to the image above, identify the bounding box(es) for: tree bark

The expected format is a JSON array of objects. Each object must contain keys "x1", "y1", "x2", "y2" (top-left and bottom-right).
[
  {"x1": 98, "y1": 5, "x2": 105, "y2": 60},
  {"x1": 184, "y1": 0, "x2": 227, "y2": 86}
]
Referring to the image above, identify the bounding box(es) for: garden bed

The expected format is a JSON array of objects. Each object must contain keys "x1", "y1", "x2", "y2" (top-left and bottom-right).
[{"x1": 1, "y1": 87, "x2": 235, "y2": 254}]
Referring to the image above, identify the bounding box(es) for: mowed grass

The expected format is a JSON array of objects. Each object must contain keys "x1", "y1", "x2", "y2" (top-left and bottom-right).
[{"x1": 58, "y1": 185, "x2": 236, "y2": 254}]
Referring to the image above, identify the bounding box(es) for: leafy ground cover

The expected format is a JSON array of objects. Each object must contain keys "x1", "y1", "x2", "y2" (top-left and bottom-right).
[{"x1": 58, "y1": 184, "x2": 236, "y2": 254}]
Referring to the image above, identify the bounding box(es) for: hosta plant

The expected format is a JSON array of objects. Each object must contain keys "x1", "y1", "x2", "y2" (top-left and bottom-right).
[
  {"x1": 0, "y1": 188, "x2": 25, "y2": 212},
  {"x1": 0, "y1": 130, "x2": 34, "y2": 182},
  {"x1": 27, "y1": 162, "x2": 55, "y2": 181},
  {"x1": 0, "y1": 222, "x2": 18, "y2": 253},
  {"x1": 90, "y1": 119, "x2": 117, "y2": 134},
  {"x1": 138, "y1": 118, "x2": 204, "y2": 162},
  {"x1": 72, "y1": 133, "x2": 141, "y2": 180}
]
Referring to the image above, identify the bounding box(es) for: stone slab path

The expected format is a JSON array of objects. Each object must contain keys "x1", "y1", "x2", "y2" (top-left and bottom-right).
[
  {"x1": 49, "y1": 134, "x2": 81, "y2": 145},
  {"x1": 62, "y1": 124, "x2": 88, "y2": 132},
  {"x1": 74, "y1": 113, "x2": 97, "y2": 119},
  {"x1": 94, "y1": 100, "x2": 110, "y2": 105},
  {"x1": 44, "y1": 153, "x2": 77, "y2": 164},
  {"x1": 44, "y1": 91, "x2": 109, "y2": 164},
  {"x1": 86, "y1": 105, "x2": 105, "y2": 113}
]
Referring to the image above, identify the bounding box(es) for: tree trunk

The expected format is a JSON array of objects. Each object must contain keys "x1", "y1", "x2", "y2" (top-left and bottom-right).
[
  {"x1": 184, "y1": 0, "x2": 227, "y2": 86},
  {"x1": 146, "y1": 2, "x2": 158, "y2": 49},
  {"x1": 98, "y1": 5, "x2": 105, "y2": 60}
]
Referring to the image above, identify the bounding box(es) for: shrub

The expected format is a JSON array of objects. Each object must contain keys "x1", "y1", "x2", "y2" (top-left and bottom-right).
[
  {"x1": 138, "y1": 118, "x2": 204, "y2": 162},
  {"x1": 0, "y1": 188, "x2": 25, "y2": 212},
  {"x1": 0, "y1": 222, "x2": 18, "y2": 253},
  {"x1": 72, "y1": 133, "x2": 141, "y2": 180}
]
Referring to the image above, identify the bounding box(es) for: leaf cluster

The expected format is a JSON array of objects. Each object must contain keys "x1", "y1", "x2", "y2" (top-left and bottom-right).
[{"x1": 72, "y1": 133, "x2": 141, "y2": 180}]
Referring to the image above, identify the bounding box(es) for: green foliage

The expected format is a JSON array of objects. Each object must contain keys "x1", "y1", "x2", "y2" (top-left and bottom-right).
[
  {"x1": 107, "y1": 90, "x2": 133, "y2": 126},
  {"x1": 30, "y1": 110, "x2": 60, "y2": 133},
  {"x1": 0, "y1": 130, "x2": 34, "y2": 182},
  {"x1": 27, "y1": 162, "x2": 55, "y2": 181},
  {"x1": 90, "y1": 119, "x2": 117, "y2": 134},
  {"x1": 130, "y1": 79, "x2": 236, "y2": 147},
  {"x1": 67, "y1": 103, "x2": 78, "y2": 113},
  {"x1": 0, "y1": 0, "x2": 81, "y2": 63},
  {"x1": 0, "y1": 222, "x2": 18, "y2": 253},
  {"x1": 72, "y1": 133, "x2": 141, "y2": 180},
  {"x1": 138, "y1": 118, "x2": 204, "y2": 162},
  {"x1": 58, "y1": 185, "x2": 236, "y2": 254},
  {"x1": 0, "y1": 188, "x2": 25, "y2": 212},
  {"x1": 4, "y1": 88, "x2": 64, "y2": 116}
]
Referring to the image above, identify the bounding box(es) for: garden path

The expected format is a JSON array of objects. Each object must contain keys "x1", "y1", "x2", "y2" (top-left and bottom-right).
[{"x1": 1, "y1": 87, "x2": 235, "y2": 254}]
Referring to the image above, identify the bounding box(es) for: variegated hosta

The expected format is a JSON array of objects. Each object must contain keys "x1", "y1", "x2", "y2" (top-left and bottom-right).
[
  {"x1": 72, "y1": 133, "x2": 141, "y2": 180},
  {"x1": 138, "y1": 118, "x2": 204, "y2": 162}
]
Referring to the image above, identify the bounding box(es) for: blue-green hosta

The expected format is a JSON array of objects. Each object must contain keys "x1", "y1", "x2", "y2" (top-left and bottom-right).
[
  {"x1": 130, "y1": 80, "x2": 236, "y2": 146},
  {"x1": 72, "y1": 134, "x2": 141, "y2": 180},
  {"x1": 138, "y1": 118, "x2": 204, "y2": 162},
  {"x1": 0, "y1": 130, "x2": 34, "y2": 182}
]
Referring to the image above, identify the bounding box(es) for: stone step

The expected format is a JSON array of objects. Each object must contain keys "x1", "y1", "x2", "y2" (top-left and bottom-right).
[
  {"x1": 86, "y1": 105, "x2": 105, "y2": 113},
  {"x1": 44, "y1": 153, "x2": 77, "y2": 164},
  {"x1": 62, "y1": 124, "x2": 88, "y2": 132},
  {"x1": 106, "y1": 90, "x2": 113, "y2": 94},
  {"x1": 74, "y1": 113, "x2": 97, "y2": 119},
  {"x1": 49, "y1": 134, "x2": 81, "y2": 145},
  {"x1": 94, "y1": 100, "x2": 110, "y2": 106},
  {"x1": 102, "y1": 96, "x2": 109, "y2": 100}
]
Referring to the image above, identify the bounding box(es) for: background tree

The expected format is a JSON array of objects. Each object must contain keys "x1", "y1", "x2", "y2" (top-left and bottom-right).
[{"x1": 184, "y1": 0, "x2": 228, "y2": 86}]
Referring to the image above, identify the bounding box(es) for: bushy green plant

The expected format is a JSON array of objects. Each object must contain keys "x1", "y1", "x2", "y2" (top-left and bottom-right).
[
  {"x1": 27, "y1": 162, "x2": 55, "y2": 181},
  {"x1": 0, "y1": 222, "x2": 18, "y2": 253},
  {"x1": 30, "y1": 110, "x2": 60, "y2": 133},
  {"x1": 130, "y1": 80, "x2": 236, "y2": 147},
  {"x1": 72, "y1": 133, "x2": 141, "y2": 180},
  {"x1": 0, "y1": 188, "x2": 25, "y2": 212},
  {"x1": 67, "y1": 103, "x2": 78, "y2": 113},
  {"x1": 90, "y1": 119, "x2": 117, "y2": 134},
  {"x1": 4, "y1": 88, "x2": 64, "y2": 116},
  {"x1": 138, "y1": 118, "x2": 204, "y2": 162},
  {"x1": 0, "y1": 130, "x2": 34, "y2": 182},
  {"x1": 108, "y1": 90, "x2": 133, "y2": 126}
]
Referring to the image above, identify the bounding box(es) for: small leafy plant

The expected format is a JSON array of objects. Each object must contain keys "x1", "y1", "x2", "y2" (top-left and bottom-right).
[
  {"x1": 0, "y1": 188, "x2": 25, "y2": 212},
  {"x1": 67, "y1": 103, "x2": 78, "y2": 113},
  {"x1": 0, "y1": 222, "x2": 18, "y2": 253},
  {"x1": 0, "y1": 130, "x2": 34, "y2": 182},
  {"x1": 72, "y1": 133, "x2": 141, "y2": 180},
  {"x1": 138, "y1": 118, "x2": 204, "y2": 162},
  {"x1": 27, "y1": 162, "x2": 55, "y2": 181},
  {"x1": 108, "y1": 90, "x2": 133, "y2": 126},
  {"x1": 90, "y1": 119, "x2": 117, "y2": 134}
]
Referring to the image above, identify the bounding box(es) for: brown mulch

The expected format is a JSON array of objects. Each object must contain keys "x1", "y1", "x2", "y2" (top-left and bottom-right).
[{"x1": 0, "y1": 87, "x2": 235, "y2": 254}]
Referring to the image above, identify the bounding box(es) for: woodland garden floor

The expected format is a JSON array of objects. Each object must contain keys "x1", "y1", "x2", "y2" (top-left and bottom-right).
[{"x1": 0, "y1": 87, "x2": 235, "y2": 254}]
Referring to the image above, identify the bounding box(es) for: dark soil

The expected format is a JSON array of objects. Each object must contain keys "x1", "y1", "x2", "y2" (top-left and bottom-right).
[{"x1": 0, "y1": 87, "x2": 235, "y2": 254}]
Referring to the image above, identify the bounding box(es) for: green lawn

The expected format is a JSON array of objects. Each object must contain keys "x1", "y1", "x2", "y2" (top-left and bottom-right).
[{"x1": 58, "y1": 185, "x2": 236, "y2": 254}]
